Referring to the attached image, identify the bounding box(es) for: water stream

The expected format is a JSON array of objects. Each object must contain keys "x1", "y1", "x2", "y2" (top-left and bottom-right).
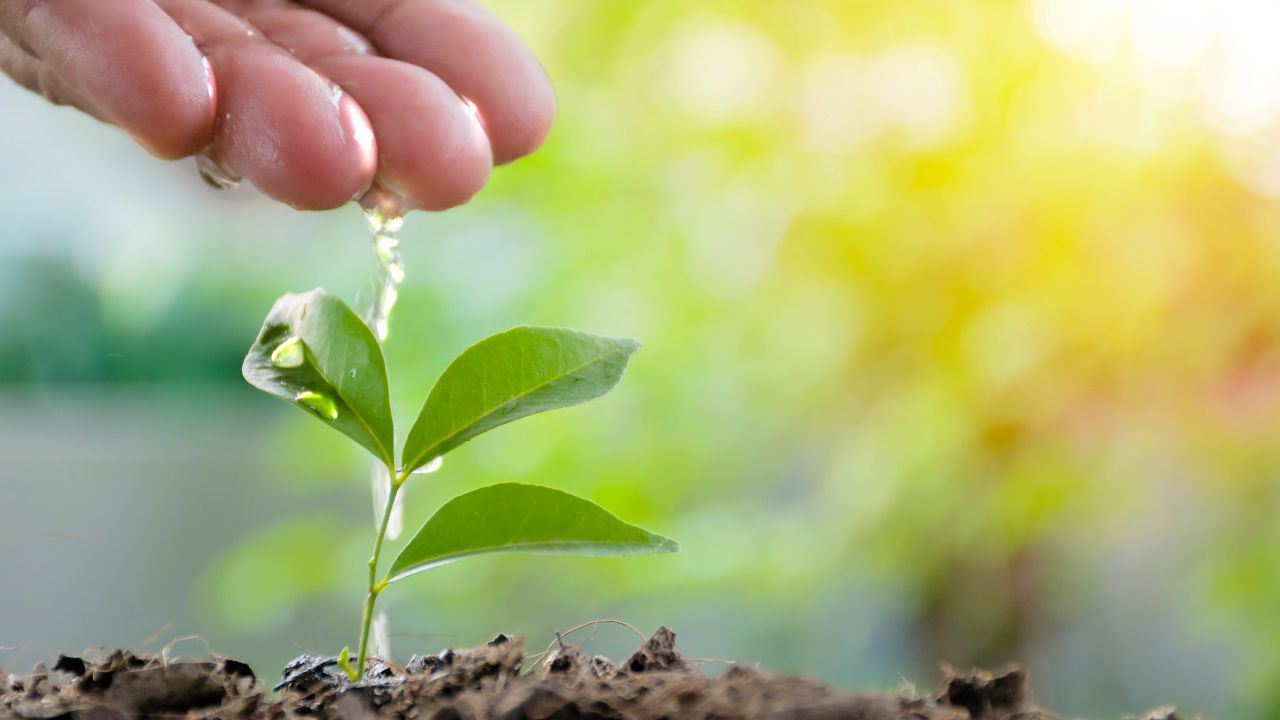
[
  {"x1": 362, "y1": 206, "x2": 406, "y2": 343},
  {"x1": 358, "y1": 202, "x2": 443, "y2": 660},
  {"x1": 362, "y1": 203, "x2": 407, "y2": 542}
]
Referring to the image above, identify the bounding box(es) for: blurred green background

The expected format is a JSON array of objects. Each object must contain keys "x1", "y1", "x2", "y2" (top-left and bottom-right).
[{"x1": 6, "y1": 0, "x2": 1280, "y2": 717}]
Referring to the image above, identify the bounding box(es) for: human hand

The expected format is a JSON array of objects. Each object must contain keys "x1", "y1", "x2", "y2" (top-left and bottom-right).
[{"x1": 0, "y1": 0, "x2": 554, "y2": 211}]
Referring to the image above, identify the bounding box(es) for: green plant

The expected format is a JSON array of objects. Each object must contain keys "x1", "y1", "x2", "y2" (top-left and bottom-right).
[{"x1": 242, "y1": 288, "x2": 678, "y2": 680}]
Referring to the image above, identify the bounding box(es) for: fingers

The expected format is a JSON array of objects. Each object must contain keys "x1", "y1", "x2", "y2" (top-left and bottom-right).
[
  {"x1": 157, "y1": 0, "x2": 377, "y2": 210},
  {"x1": 1, "y1": 0, "x2": 214, "y2": 159},
  {"x1": 244, "y1": 4, "x2": 492, "y2": 211},
  {"x1": 297, "y1": 0, "x2": 555, "y2": 164},
  {"x1": 1, "y1": 0, "x2": 548, "y2": 211}
]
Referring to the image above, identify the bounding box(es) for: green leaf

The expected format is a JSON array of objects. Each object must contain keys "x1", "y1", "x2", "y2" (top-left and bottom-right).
[
  {"x1": 243, "y1": 289, "x2": 395, "y2": 467},
  {"x1": 401, "y1": 327, "x2": 639, "y2": 473},
  {"x1": 386, "y1": 483, "x2": 678, "y2": 582}
]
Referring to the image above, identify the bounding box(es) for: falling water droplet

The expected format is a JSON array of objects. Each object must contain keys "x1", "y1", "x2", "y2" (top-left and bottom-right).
[
  {"x1": 294, "y1": 390, "x2": 338, "y2": 420},
  {"x1": 195, "y1": 155, "x2": 239, "y2": 190},
  {"x1": 270, "y1": 336, "x2": 305, "y2": 368},
  {"x1": 412, "y1": 456, "x2": 443, "y2": 475}
]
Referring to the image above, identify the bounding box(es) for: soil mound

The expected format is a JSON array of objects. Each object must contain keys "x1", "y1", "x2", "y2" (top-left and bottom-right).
[{"x1": 0, "y1": 627, "x2": 1190, "y2": 719}]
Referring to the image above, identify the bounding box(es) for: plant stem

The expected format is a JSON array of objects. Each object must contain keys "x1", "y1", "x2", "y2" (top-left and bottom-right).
[{"x1": 354, "y1": 467, "x2": 406, "y2": 679}]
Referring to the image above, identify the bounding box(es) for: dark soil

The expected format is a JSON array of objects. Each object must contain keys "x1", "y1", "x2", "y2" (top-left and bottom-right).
[{"x1": 1, "y1": 627, "x2": 1192, "y2": 719}]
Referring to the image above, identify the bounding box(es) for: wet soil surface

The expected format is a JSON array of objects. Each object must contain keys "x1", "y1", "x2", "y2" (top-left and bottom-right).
[{"x1": 1, "y1": 627, "x2": 1192, "y2": 719}]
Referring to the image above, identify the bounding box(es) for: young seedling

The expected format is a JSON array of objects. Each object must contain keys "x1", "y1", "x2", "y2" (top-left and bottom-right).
[{"x1": 242, "y1": 289, "x2": 677, "y2": 681}]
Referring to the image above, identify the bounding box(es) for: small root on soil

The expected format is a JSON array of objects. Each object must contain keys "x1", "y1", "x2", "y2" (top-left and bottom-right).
[{"x1": 524, "y1": 618, "x2": 649, "y2": 676}]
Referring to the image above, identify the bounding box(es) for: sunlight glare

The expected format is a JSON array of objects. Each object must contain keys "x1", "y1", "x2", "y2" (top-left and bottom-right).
[{"x1": 797, "y1": 44, "x2": 965, "y2": 154}]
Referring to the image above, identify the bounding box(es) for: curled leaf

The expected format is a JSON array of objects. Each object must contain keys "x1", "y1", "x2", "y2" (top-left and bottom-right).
[{"x1": 243, "y1": 289, "x2": 395, "y2": 467}]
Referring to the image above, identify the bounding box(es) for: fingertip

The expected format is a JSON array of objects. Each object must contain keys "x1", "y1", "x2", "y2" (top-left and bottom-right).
[
  {"x1": 206, "y1": 47, "x2": 376, "y2": 210},
  {"x1": 273, "y1": 89, "x2": 379, "y2": 210},
  {"x1": 316, "y1": 55, "x2": 492, "y2": 212},
  {"x1": 398, "y1": 135, "x2": 492, "y2": 211},
  {"x1": 483, "y1": 69, "x2": 555, "y2": 166},
  {"x1": 360, "y1": 0, "x2": 556, "y2": 166},
  {"x1": 388, "y1": 89, "x2": 494, "y2": 212},
  {"x1": 131, "y1": 52, "x2": 218, "y2": 160}
]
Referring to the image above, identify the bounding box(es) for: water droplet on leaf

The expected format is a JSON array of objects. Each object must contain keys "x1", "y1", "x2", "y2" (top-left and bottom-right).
[
  {"x1": 412, "y1": 456, "x2": 443, "y2": 475},
  {"x1": 270, "y1": 336, "x2": 305, "y2": 368},
  {"x1": 294, "y1": 390, "x2": 338, "y2": 420}
]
